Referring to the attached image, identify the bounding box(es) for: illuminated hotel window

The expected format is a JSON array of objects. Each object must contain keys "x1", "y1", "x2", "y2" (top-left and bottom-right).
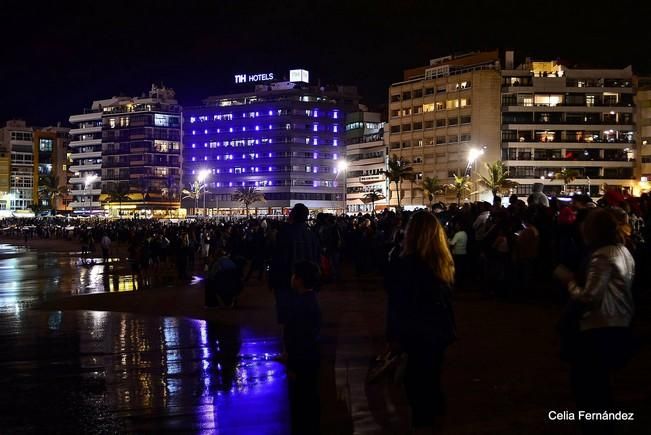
[
  {"x1": 190, "y1": 117, "x2": 196, "y2": 123},
  {"x1": 313, "y1": 124, "x2": 318, "y2": 132},
  {"x1": 333, "y1": 125, "x2": 338, "y2": 133},
  {"x1": 333, "y1": 111, "x2": 338, "y2": 119},
  {"x1": 333, "y1": 139, "x2": 338, "y2": 146},
  {"x1": 423, "y1": 103, "x2": 435, "y2": 112}
]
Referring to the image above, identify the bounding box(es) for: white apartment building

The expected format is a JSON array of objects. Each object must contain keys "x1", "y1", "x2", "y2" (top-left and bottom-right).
[
  {"x1": 501, "y1": 52, "x2": 636, "y2": 196},
  {"x1": 344, "y1": 111, "x2": 386, "y2": 213},
  {"x1": 69, "y1": 104, "x2": 104, "y2": 213}
]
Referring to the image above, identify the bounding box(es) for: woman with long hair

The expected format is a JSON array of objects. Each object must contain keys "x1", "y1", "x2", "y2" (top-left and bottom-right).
[{"x1": 385, "y1": 210, "x2": 456, "y2": 432}]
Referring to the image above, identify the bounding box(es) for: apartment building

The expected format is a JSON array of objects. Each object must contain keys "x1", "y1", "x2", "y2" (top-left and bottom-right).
[
  {"x1": 344, "y1": 110, "x2": 387, "y2": 213},
  {"x1": 387, "y1": 51, "x2": 502, "y2": 207},
  {"x1": 0, "y1": 120, "x2": 34, "y2": 212},
  {"x1": 501, "y1": 52, "x2": 636, "y2": 196},
  {"x1": 69, "y1": 85, "x2": 183, "y2": 216},
  {"x1": 635, "y1": 77, "x2": 651, "y2": 194},
  {"x1": 33, "y1": 126, "x2": 71, "y2": 212}
]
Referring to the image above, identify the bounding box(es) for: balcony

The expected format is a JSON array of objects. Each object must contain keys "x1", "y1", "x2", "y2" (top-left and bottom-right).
[
  {"x1": 69, "y1": 138, "x2": 102, "y2": 147},
  {"x1": 69, "y1": 201, "x2": 102, "y2": 209},
  {"x1": 69, "y1": 112, "x2": 102, "y2": 123},
  {"x1": 503, "y1": 159, "x2": 633, "y2": 168},
  {"x1": 70, "y1": 164, "x2": 101, "y2": 172},
  {"x1": 71, "y1": 151, "x2": 101, "y2": 159},
  {"x1": 70, "y1": 188, "x2": 102, "y2": 196},
  {"x1": 69, "y1": 126, "x2": 102, "y2": 135}
]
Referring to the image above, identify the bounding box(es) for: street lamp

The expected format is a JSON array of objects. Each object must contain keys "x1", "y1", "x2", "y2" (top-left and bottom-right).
[
  {"x1": 466, "y1": 147, "x2": 484, "y2": 201},
  {"x1": 337, "y1": 160, "x2": 349, "y2": 214},
  {"x1": 84, "y1": 174, "x2": 98, "y2": 215},
  {"x1": 197, "y1": 169, "x2": 210, "y2": 217}
]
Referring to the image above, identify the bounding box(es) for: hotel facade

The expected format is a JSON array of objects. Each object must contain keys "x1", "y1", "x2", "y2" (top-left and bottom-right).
[{"x1": 182, "y1": 70, "x2": 359, "y2": 215}]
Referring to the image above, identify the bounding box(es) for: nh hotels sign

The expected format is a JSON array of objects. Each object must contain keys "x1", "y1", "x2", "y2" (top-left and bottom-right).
[{"x1": 234, "y1": 69, "x2": 309, "y2": 84}]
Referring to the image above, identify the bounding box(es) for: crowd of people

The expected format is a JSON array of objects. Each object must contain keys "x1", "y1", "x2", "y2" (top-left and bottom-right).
[{"x1": 0, "y1": 188, "x2": 649, "y2": 433}]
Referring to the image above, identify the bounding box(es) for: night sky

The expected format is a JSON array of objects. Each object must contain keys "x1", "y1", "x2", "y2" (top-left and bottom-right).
[{"x1": 1, "y1": 0, "x2": 649, "y2": 126}]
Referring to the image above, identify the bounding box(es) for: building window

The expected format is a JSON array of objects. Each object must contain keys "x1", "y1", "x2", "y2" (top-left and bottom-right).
[
  {"x1": 448, "y1": 135, "x2": 458, "y2": 143},
  {"x1": 390, "y1": 125, "x2": 401, "y2": 134},
  {"x1": 391, "y1": 94, "x2": 401, "y2": 102},
  {"x1": 460, "y1": 134, "x2": 471, "y2": 142},
  {"x1": 425, "y1": 87, "x2": 434, "y2": 95},
  {"x1": 436, "y1": 136, "x2": 445, "y2": 144},
  {"x1": 402, "y1": 124, "x2": 412, "y2": 132},
  {"x1": 423, "y1": 103, "x2": 435, "y2": 113},
  {"x1": 448, "y1": 117, "x2": 458, "y2": 126},
  {"x1": 402, "y1": 91, "x2": 412, "y2": 100},
  {"x1": 425, "y1": 120, "x2": 434, "y2": 129},
  {"x1": 413, "y1": 122, "x2": 423, "y2": 130},
  {"x1": 413, "y1": 89, "x2": 423, "y2": 98},
  {"x1": 460, "y1": 115, "x2": 471, "y2": 124},
  {"x1": 391, "y1": 109, "x2": 400, "y2": 117},
  {"x1": 436, "y1": 119, "x2": 446, "y2": 128},
  {"x1": 39, "y1": 139, "x2": 53, "y2": 152}
]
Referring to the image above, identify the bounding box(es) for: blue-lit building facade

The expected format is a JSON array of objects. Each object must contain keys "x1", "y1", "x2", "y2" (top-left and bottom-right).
[{"x1": 183, "y1": 75, "x2": 359, "y2": 215}]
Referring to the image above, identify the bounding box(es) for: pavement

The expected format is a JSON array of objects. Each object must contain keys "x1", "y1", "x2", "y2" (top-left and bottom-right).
[{"x1": 1, "y1": 239, "x2": 650, "y2": 434}]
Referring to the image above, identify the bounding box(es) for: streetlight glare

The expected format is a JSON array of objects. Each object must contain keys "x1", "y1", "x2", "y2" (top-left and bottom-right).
[
  {"x1": 337, "y1": 160, "x2": 349, "y2": 172},
  {"x1": 197, "y1": 169, "x2": 211, "y2": 183},
  {"x1": 467, "y1": 148, "x2": 484, "y2": 164},
  {"x1": 84, "y1": 174, "x2": 98, "y2": 187}
]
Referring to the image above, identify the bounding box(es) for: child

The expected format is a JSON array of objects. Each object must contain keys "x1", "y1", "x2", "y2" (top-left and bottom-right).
[{"x1": 285, "y1": 260, "x2": 321, "y2": 434}]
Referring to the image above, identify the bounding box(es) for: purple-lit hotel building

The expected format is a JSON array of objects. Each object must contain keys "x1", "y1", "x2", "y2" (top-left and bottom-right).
[{"x1": 183, "y1": 70, "x2": 359, "y2": 215}]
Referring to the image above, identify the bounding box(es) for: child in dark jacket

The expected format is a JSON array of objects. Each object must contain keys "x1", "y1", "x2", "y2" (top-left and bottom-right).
[{"x1": 284, "y1": 260, "x2": 321, "y2": 434}]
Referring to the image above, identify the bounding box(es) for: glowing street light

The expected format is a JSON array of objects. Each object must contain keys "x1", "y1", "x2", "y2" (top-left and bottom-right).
[
  {"x1": 84, "y1": 174, "x2": 98, "y2": 215},
  {"x1": 197, "y1": 169, "x2": 210, "y2": 217},
  {"x1": 337, "y1": 160, "x2": 349, "y2": 214}
]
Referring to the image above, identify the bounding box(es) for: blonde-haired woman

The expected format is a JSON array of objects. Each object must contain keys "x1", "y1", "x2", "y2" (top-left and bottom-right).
[{"x1": 386, "y1": 210, "x2": 456, "y2": 432}]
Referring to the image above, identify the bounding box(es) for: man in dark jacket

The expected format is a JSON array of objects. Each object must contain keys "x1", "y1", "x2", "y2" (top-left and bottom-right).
[{"x1": 269, "y1": 203, "x2": 320, "y2": 324}]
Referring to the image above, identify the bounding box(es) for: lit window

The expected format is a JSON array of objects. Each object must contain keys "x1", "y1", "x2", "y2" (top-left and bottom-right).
[
  {"x1": 204, "y1": 143, "x2": 208, "y2": 148},
  {"x1": 229, "y1": 128, "x2": 233, "y2": 133},
  {"x1": 423, "y1": 103, "x2": 435, "y2": 112},
  {"x1": 204, "y1": 129, "x2": 208, "y2": 134},
  {"x1": 242, "y1": 127, "x2": 246, "y2": 131},
  {"x1": 255, "y1": 126, "x2": 260, "y2": 131},
  {"x1": 333, "y1": 125, "x2": 338, "y2": 133},
  {"x1": 192, "y1": 130, "x2": 196, "y2": 135},
  {"x1": 333, "y1": 139, "x2": 338, "y2": 146},
  {"x1": 204, "y1": 156, "x2": 208, "y2": 160},
  {"x1": 313, "y1": 138, "x2": 318, "y2": 145},
  {"x1": 313, "y1": 124, "x2": 318, "y2": 132},
  {"x1": 306, "y1": 166, "x2": 311, "y2": 172},
  {"x1": 192, "y1": 157, "x2": 196, "y2": 161},
  {"x1": 190, "y1": 117, "x2": 196, "y2": 123},
  {"x1": 333, "y1": 111, "x2": 338, "y2": 119}
]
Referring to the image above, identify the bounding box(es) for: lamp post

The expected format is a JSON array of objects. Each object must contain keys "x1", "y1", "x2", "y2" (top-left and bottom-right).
[
  {"x1": 197, "y1": 169, "x2": 210, "y2": 217},
  {"x1": 84, "y1": 174, "x2": 98, "y2": 216},
  {"x1": 466, "y1": 147, "x2": 484, "y2": 201},
  {"x1": 337, "y1": 160, "x2": 349, "y2": 215}
]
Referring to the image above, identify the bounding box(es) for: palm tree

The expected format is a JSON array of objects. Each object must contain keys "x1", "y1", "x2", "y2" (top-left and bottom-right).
[
  {"x1": 104, "y1": 182, "x2": 131, "y2": 216},
  {"x1": 38, "y1": 173, "x2": 69, "y2": 213},
  {"x1": 383, "y1": 154, "x2": 414, "y2": 210},
  {"x1": 232, "y1": 186, "x2": 265, "y2": 216},
  {"x1": 446, "y1": 174, "x2": 473, "y2": 206},
  {"x1": 478, "y1": 161, "x2": 519, "y2": 200},
  {"x1": 363, "y1": 190, "x2": 384, "y2": 213},
  {"x1": 418, "y1": 176, "x2": 444, "y2": 206},
  {"x1": 554, "y1": 168, "x2": 580, "y2": 194},
  {"x1": 182, "y1": 181, "x2": 202, "y2": 214}
]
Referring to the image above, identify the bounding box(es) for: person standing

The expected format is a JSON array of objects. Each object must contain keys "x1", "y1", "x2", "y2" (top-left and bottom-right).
[
  {"x1": 448, "y1": 220, "x2": 468, "y2": 288},
  {"x1": 556, "y1": 208, "x2": 636, "y2": 435},
  {"x1": 269, "y1": 203, "x2": 320, "y2": 325},
  {"x1": 284, "y1": 261, "x2": 321, "y2": 434},
  {"x1": 100, "y1": 233, "x2": 112, "y2": 263},
  {"x1": 386, "y1": 211, "x2": 456, "y2": 432}
]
